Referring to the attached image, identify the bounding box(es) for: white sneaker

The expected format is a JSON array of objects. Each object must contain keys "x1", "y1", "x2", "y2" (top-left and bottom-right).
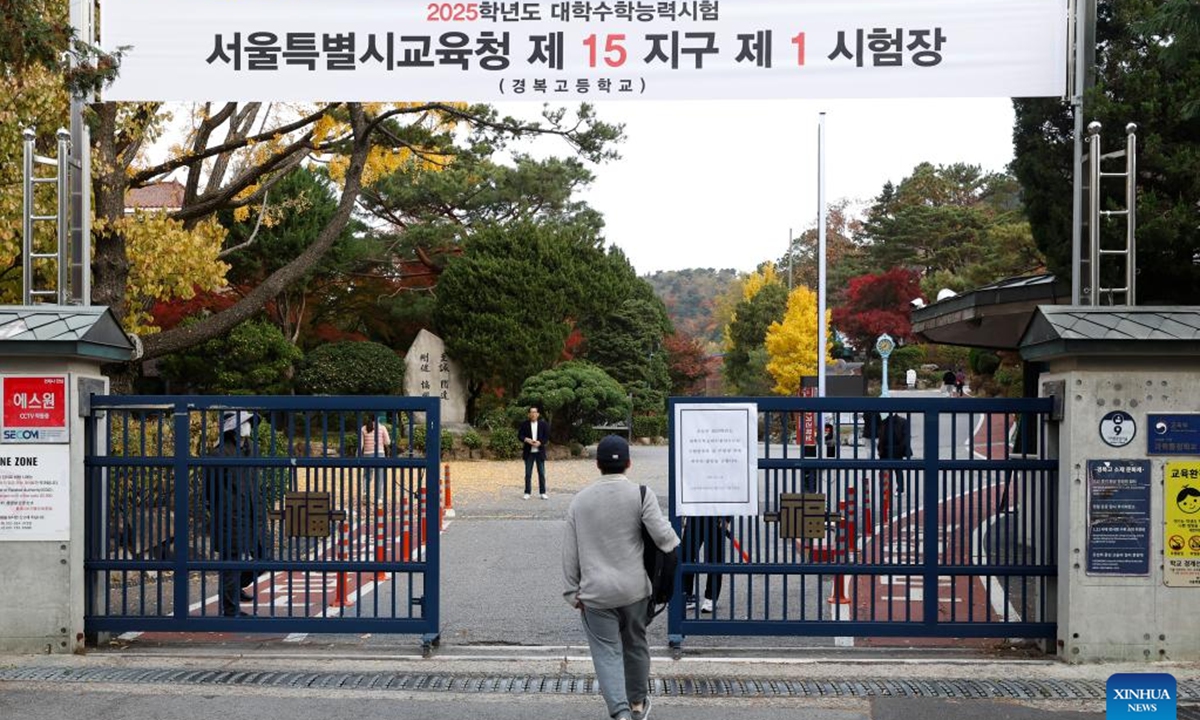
[
  {"x1": 700, "y1": 598, "x2": 713, "y2": 613},
  {"x1": 540, "y1": 493, "x2": 549, "y2": 500},
  {"x1": 523, "y1": 494, "x2": 530, "y2": 500}
]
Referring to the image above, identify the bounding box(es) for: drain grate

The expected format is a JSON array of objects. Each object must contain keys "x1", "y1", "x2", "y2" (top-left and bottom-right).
[{"x1": 0, "y1": 667, "x2": 1195, "y2": 700}]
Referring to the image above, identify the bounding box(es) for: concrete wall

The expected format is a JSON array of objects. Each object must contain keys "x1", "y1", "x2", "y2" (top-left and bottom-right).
[
  {"x1": 1043, "y1": 357, "x2": 1200, "y2": 662},
  {"x1": 0, "y1": 358, "x2": 106, "y2": 654}
]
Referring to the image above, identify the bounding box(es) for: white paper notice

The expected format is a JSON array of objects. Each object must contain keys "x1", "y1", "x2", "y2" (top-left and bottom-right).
[
  {"x1": 0, "y1": 445, "x2": 70, "y2": 541},
  {"x1": 674, "y1": 403, "x2": 758, "y2": 516}
]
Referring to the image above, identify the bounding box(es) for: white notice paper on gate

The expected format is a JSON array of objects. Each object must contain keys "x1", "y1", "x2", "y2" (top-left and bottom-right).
[
  {"x1": 674, "y1": 403, "x2": 757, "y2": 516},
  {"x1": 0, "y1": 445, "x2": 70, "y2": 541}
]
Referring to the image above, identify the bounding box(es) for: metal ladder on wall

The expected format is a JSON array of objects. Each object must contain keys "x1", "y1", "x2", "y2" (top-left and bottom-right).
[
  {"x1": 21, "y1": 128, "x2": 74, "y2": 305},
  {"x1": 1083, "y1": 121, "x2": 1138, "y2": 306}
]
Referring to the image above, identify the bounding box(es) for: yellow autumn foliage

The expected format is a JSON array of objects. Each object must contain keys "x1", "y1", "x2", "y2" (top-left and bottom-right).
[
  {"x1": 764, "y1": 286, "x2": 834, "y2": 395},
  {"x1": 99, "y1": 212, "x2": 229, "y2": 333},
  {"x1": 742, "y1": 263, "x2": 781, "y2": 302}
]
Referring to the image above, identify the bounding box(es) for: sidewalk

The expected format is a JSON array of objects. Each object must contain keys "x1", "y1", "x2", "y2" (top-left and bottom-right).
[{"x1": 2, "y1": 645, "x2": 1198, "y2": 720}]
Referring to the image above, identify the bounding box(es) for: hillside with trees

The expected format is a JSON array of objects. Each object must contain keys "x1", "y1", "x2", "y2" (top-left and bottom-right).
[{"x1": 644, "y1": 268, "x2": 738, "y2": 347}]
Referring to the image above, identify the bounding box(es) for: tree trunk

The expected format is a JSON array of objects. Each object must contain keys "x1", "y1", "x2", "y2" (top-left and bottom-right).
[{"x1": 90, "y1": 102, "x2": 130, "y2": 321}]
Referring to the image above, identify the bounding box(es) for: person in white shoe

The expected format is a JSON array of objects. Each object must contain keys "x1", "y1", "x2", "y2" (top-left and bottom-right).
[
  {"x1": 563, "y1": 436, "x2": 678, "y2": 720},
  {"x1": 518, "y1": 406, "x2": 550, "y2": 499}
]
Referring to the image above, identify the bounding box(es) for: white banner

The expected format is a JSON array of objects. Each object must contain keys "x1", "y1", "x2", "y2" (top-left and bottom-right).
[
  {"x1": 674, "y1": 402, "x2": 758, "y2": 517},
  {"x1": 102, "y1": 0, "x2": 1068, "y2": 102}
]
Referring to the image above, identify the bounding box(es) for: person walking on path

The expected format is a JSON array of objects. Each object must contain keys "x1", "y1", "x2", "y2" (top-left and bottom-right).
[
  {"x1": 954, "y1": 368, "x2": 967, "y2": 397},
  {"x1": 562, "y1": 435, "x2": 680, "y2": 720},
  {"x1": 518, "y1": 406, "x2": 550, "y2": 499},
  {"x1": 942, "y1": 369, "x2": 957, "y2": 395},
  {"x1": 359, "y1": 416, "x2": 391, "y2": 506}
]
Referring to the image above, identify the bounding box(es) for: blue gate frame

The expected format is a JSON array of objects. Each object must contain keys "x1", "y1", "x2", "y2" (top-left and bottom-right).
[
  {"x1": 667, "y1": 396, "x2": 1057, "y2": 647},
  {"x1": 84, "y1": 395, "x2": 441, "y2": 652}
]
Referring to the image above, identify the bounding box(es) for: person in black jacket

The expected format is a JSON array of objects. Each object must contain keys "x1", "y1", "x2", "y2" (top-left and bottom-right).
[
  {"x1": 208, "y1": 411, "x2": 266, "y2": 616},
  {"x1": 877, "y1": 413, "x2": 913, "y2": 493},
  {"x1": 518, "y1": 406, "x2": 551, "y2": 499}
]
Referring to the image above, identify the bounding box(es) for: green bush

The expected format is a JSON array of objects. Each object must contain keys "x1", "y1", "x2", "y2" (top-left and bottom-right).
[
  {"x1": 475, "y1": 406, "x2": 510, "y2": 432},
  {"x1": 573, "y1": 424, "x2": 598, "y2": 446},
  {"x1": 411, "y1": 425, "x2": 427, "y2": 452},
  {"x1": 158, "y1": 319, "x2": 301, "y2": 394},
  {"x1": 992, "y1": 364, "x2": 1024, "y2": 398},
  {"x1": 462, "y1": 428, "x2": 483, "y2": 450},
  {"x1": 969, "y1": 348, "x2": 1001, "y2": 376},
  {"x1": 633, "y1": 415, "x2": 666, "y2": 438},
  {"x1": 887, "y1": 344, "x2": 925, "y2": 373},
  {"x1": 296, "y1": 341, "x2": 405, "y2": 395},
  {"x1": 440, "y1": 429, "x2": 455, "y2": 454},
  {"x1": 568, "y1": 440, "x2": 584, "y2": 457},
  {"x1": 488, "y1": 426, "x2": 520, "y2": 459}
]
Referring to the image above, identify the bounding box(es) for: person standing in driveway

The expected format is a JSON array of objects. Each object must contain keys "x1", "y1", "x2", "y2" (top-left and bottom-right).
[
  {"x1": 563, "y1": 435, "x2": 679, "y2": 720},
  {"x1": 518, "y1": 406, "x2": 550, "y2": 499}
]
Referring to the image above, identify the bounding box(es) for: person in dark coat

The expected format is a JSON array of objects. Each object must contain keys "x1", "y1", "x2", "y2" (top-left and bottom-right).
[
  {"x1": 208, "y1": 411, "x2": 265, "y2": 617},
  {"x1": 877, "y1": 413, "x2": 913, "y2": 493},
  {"x1": 518, "y1": 406, "x2": 551, "y2": 499}
]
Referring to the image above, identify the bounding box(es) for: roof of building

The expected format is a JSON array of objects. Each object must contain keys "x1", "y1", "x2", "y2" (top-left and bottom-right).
[
  {"x1": 1019, "y1": 306, "x2": 1200, "y2": 361},
  {"x1": 126, "y1": 181, "x2": 185, "y2": 210},
  {"x1": 0, "y1": 306, "x2": 136, "y2": 361},
  {"x1": 911, "y1": 273, "x2": 1070, "y2": 350}
]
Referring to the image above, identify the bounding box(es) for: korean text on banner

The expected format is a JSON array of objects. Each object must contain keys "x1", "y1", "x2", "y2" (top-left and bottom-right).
[
  {"x1": 674, "y1": 402, "x2": 757, "y2": 516},
  {"x1": 102, "y1": 0, "x2": 1069, "y2": 102}
]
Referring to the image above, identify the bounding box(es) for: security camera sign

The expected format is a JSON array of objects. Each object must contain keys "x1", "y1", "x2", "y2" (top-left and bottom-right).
[{"x1": 2, "y1": 376, "x2": 68, "y2": 443}]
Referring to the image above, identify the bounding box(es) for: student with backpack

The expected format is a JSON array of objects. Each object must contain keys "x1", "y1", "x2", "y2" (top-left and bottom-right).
[{"x1": 562, "y1": 435, "x2": 679, "y2": 720}]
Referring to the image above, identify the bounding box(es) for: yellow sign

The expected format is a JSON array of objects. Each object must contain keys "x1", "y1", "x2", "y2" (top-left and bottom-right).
[{"x1": 1164, "y1": 461, "x2": 1200, "y2": 587}]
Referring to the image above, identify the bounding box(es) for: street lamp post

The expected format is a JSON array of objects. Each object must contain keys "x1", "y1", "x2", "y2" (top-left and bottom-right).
[{"x1": 875, "y1": 334, "x2": 895, "y2": 398}]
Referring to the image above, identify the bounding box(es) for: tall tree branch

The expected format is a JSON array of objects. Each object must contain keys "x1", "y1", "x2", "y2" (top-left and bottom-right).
[{"x1": 141, "y1": 104, "x2": 371, "y2": 361}]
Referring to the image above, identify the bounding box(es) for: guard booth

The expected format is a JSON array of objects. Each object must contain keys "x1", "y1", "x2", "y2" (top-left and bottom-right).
[{"x1": 0, "y1": 306, "x2": 131, "y2": 653}]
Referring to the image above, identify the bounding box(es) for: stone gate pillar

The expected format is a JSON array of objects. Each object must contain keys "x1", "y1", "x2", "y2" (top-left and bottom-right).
[
  {"x1": 1022, "y1": 306, "x2": 1200, "y2": 662},
  {"x1": 0, "y1": 307, "x2": 133, "y2": 653}
]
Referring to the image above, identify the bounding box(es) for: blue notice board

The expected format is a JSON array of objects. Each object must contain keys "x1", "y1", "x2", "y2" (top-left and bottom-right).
[
  {"x1": 1086, "y1": 460, "x2": 1151, "y2": 576},
  {"x1": 1148, "y1": 413, "x2": 1200, "y2": 455}
]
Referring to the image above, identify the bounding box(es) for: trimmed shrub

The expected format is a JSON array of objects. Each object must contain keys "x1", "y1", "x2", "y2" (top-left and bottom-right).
[
  {"x1": 633, "y1": 415, "x2": 667, "y2": 439},
  {"x1": 296, "y1": 341, "x2": 405, "y2": 395},
  {"x1": 969, "y1": 348, "x2": 1001, "y2": 376},
  {"x1": 461, "y1": 428, "x2": 483, "y2": 453},
  {"x1": 488, "y1": 426, "x2": 520, "y2": 460},
  {"x1": 439, "y1": 429, "x2": 455, "y2": 454}
]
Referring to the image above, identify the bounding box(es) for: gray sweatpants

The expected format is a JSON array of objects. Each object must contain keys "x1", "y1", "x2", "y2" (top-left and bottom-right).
[{"x1": 580, "y1": 598, "x2": 650, "y2": 719}]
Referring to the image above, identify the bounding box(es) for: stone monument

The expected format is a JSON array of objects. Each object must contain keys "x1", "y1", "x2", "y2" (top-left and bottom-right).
[{"x1": 404, "y1": 329, "x2": 467, "y2": 425}]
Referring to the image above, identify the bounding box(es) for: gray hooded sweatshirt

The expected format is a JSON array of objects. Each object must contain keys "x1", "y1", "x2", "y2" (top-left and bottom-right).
[{"x1": 562, "y1": 474, "x2": 680, "y2": 609}]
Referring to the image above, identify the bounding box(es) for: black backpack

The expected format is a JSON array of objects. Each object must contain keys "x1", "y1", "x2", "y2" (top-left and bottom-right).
[{"x1": 639, "y1": 485, "x2": 679, "y2": 621}]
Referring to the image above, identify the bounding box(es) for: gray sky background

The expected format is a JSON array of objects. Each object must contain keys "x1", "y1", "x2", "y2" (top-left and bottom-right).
[{"x1": 499, "y1": 96, "x2": 1017, "y2": 275}]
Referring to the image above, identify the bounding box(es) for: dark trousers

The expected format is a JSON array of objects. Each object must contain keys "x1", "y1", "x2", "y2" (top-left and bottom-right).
[
  {"x1": 681, "y1": 517, "x2": 726, "y2": 602},
  {"x1": 523, "y1": 453, "x2": 546, "y2": 494}
]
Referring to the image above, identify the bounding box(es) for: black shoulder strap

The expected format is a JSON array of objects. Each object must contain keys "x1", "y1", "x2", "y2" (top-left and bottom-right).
[{"x1": 639, "y1": 485, "x2": 647, "y2": 528}]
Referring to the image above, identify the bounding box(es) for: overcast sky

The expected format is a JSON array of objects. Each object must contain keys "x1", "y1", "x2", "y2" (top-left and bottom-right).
[{"x1": 501, "y1": 96, "x2": 1018, "y2": 276}]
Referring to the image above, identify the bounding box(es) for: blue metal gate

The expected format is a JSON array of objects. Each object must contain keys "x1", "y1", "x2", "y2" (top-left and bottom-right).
[
  {"x1": 667, "y1": 396, "x2": 1057, "y2": 647},
  {"x1": 84, "y1": 396, "x2": 441, "y2": 652}
]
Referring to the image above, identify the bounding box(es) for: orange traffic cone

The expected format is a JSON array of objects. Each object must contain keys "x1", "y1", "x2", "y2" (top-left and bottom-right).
[
  {"x1": 827, "y1": 506, "x2": 851, "y2": 605},
  {"x1": 330, "y1": 521, "x2": 354, "y2": 608},
  {"x1": 374, "y1": 505, "x2": 388, "y2": 581},
  {"x1": 443, "y1": 464, "x2": 455, "y2": 518}
]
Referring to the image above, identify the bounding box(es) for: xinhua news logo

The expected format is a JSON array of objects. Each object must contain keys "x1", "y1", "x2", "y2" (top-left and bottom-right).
[{"x1": 1107, "y1": 673, "x2": 1177, "y2": 720}]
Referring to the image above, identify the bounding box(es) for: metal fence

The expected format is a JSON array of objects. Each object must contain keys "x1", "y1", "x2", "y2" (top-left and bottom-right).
[
  {"x1": 84, "y1": 395, "x2": 441, "y2": 652},
  {"x1": 667, "y1": 396, "x2": 1057, "y2": 647}
]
